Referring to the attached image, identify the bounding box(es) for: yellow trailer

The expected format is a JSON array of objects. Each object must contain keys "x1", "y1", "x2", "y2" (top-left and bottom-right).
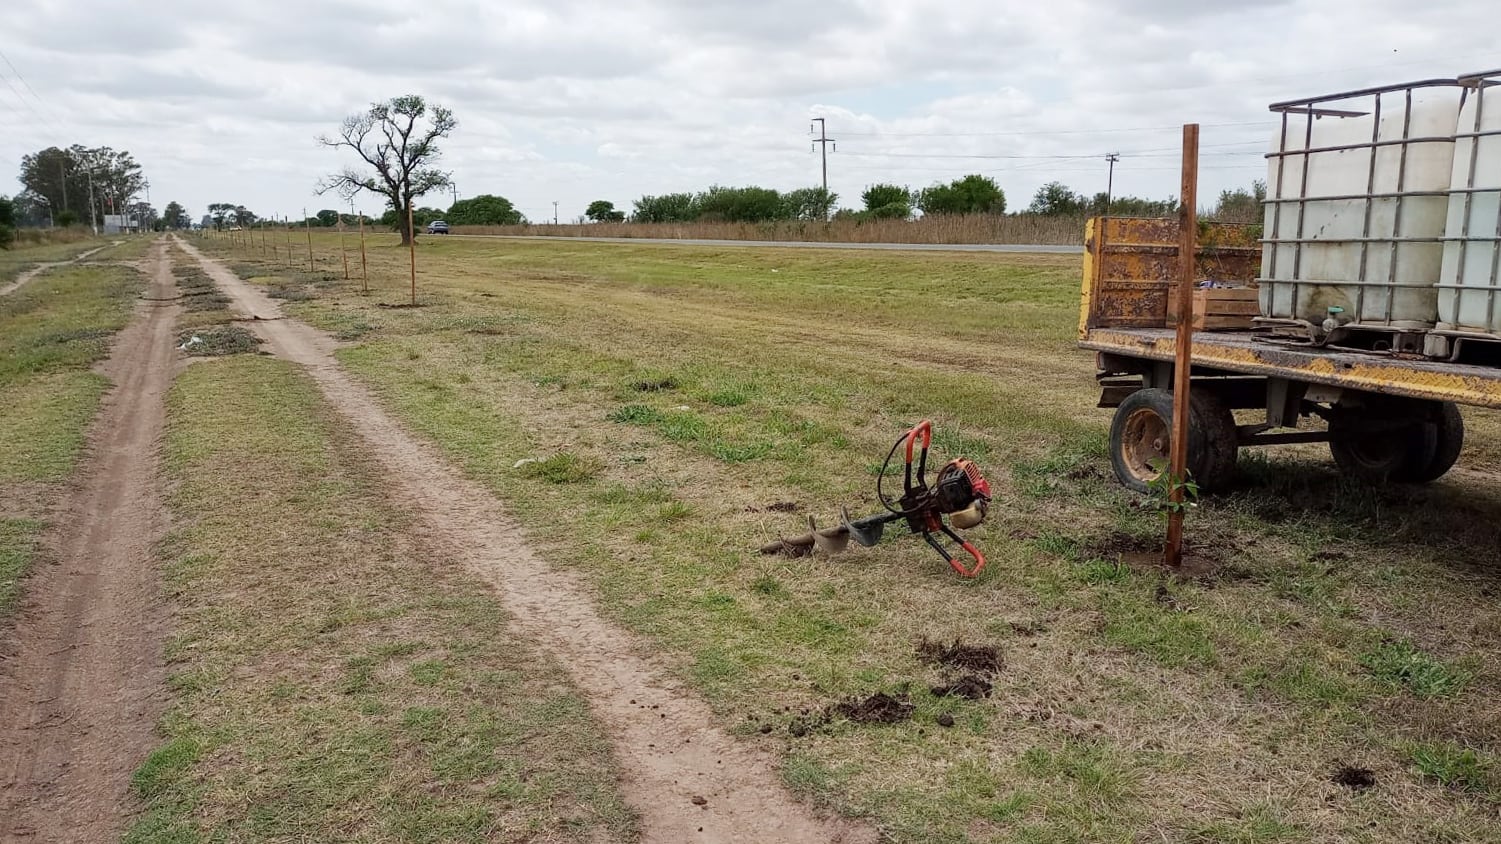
[{"x1": 1078, "y1": 217, "x2": 1501, "y2": 492}]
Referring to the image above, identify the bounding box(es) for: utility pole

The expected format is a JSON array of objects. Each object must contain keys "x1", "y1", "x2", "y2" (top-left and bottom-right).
[
  {"x1": 1104, "y1": 153, "x2": 1120, "y2": 216},
  {"x1": 451, "y1": 183, "x2": 458, "y2": 207},
  {"x1": 552, "y1": 201, "x2": 558, "y2": 225},
  {"x1": 811, "y1": 117, "x2": 836, "y2": 195},
  {"x1": 86, "y1": 169, "x2": 98, "y2": 236},
  {"x1": 59, "y1": 160, "x2": 68, "y2": 213}
]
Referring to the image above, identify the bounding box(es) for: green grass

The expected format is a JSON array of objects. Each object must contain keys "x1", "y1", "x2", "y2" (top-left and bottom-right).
[
  {"x1": 0, "y1": 234, "x2": 108, "y2": 285},
  {"x1": 1410, "y1": 742, "x2": 1497, "y2": 794},
  {"x1": 131, "y1": 354, "x2": 635, "y2": 843},
  {"x1": 0, "y1": 261, "x2": 143, "y2": 620},
  {"x1": 195, "y1": 231, "x2": 1501, "y2": 842}
]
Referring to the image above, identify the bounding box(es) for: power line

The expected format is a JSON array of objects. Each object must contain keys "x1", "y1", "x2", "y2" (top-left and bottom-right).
[
  {"x1": 0, "y1": 49, "x2": 71, "y2": 141},
  {"x1": 835, "y1": 120, "x2": 1270, "y2": 138}
]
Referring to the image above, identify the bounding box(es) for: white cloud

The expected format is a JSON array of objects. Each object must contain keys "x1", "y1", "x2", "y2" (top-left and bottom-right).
[{"x1": 0, "y1": 0, "x2": 1496, "y2": 223}]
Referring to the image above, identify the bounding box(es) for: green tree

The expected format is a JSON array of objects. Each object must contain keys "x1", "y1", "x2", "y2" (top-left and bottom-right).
[
  {"x1": 318, "y1": 94, "x2": 457, "y2": 245},
  {"x1": 1027, "y1": 181, "x2": 1086, "y2": 216},
  {"x1": 207, "y1": 202, "x2": 234, "y2": 230},
  {"x1": 0, "y1": 196, "x2": 15, "y2": 249},
  {"x1": 861, "y1": 183, "x2": 913, "y2": 219},
  {"x1": 162, "y1": 201, "x2": 188, "y2": 229},
  {"x1": 315, "y1": 209, "x2": 340, "y2": 227},
  {"x1": 448, "y1": 194, "x2": 524, "y2": 225},
  {"x1": 1212, "y1": 180, "x2": 1267, "y2": 222},
  {"x1": 918, "y1": 174, "x2": 1005, "y2": 215},
  {"x1": 696, "y1": 186, "x2": 784, "y2": 222},
  {"x1": 585, "y1": 200, "x2": 626, "y2": 223},
  {"x1": 782, "y1": 187, "x2": 838, "y2": 221},
  {"x1": 19, "y1": 145, "x2": 147, "y2": 228},
  {"x1": 631, "y1": 193, "x2": 700, "y2": 223}
]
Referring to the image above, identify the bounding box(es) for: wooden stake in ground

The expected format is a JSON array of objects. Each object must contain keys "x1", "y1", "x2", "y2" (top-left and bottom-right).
[
  {"x1": 356, "y1": 200, "x2": 368, "y2": 294},
  {"x1": 1165, "y1": 123, "x2": 1199, "y2": 568},
  {"x1": 284, "y1": 220, "x2": 293, "y2": 268},
  {"x1": 261, "y1": 223, "x2": 268, "y2": 257},
  {"x1": 339, "y1": 218, "x2": 350, "y2": 280},
  {"x1": 407, "y1": 202, "x2": 417, "y2": 306},
  {"x1": 304, "y1": 208, "x2": 314, "y2": 273}
]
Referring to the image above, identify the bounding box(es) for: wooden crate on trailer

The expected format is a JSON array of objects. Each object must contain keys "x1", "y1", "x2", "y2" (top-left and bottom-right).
[
  {"x1": 1193, "y1": 287, "x2": 1259, "y2": 330},
  {"x1": 1167, "y1": 286, "x2": 1260, "y2": 330}
]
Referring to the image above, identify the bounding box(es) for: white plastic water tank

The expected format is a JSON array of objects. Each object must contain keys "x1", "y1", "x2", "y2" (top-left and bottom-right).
[
  {"x1": 1261, "y1": 88, "x2": 1460, "y2": 331},
  {"x1": 1438, "y1": 75, "x2": 1501, "y2": 338}
]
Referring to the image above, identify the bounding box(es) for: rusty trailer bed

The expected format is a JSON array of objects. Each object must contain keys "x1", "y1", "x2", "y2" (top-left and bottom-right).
[{"x1": 1081, "y1": 327, "x2": 1501, "y2": 409}]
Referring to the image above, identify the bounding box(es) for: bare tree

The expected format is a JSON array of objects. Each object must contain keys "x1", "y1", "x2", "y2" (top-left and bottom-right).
[{"x1": 317, "y1": 95, "x2": 456, "y2": 245}]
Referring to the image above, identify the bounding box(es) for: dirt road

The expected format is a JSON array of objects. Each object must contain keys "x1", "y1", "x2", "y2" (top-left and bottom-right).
[
  {"x1": 0, "y1": 242, "x2": 175, "y2": 841},
  {"x1": 176, "y1": 237, "x2": 875, "y2": 844},
  {"x1": 0, "y1": 244, "x2": 115, "y2": 297}
]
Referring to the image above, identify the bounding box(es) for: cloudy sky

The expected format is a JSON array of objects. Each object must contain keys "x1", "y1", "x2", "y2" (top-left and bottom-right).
[{"x1": 1, "y1": 0, "x2": 1497, "y2": 224}]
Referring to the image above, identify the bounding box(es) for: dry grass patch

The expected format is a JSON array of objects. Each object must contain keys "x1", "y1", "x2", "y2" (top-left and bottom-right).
[
  {"x1": 130, "y1": 355, "x2": 635, "y2": 843},
  {"x1": 196, "y1": 232, "x2": 1501, "y2": 841}
]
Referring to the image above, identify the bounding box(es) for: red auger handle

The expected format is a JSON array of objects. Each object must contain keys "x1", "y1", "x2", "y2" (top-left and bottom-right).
[
  {"x1": 903, "y1": 420, "x2": 933, "y2": 464},
  {"x1": 949, "y1": 541, "x2": 986, "y2": 579},
  {"x1": 922, "y1": 525, "x2": 986, "y2": 578}
]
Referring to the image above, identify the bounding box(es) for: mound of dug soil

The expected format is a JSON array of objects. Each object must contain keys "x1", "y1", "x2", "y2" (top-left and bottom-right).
[{"x1": 916, "y1": 638, "x2": 1003, "y2": 675}]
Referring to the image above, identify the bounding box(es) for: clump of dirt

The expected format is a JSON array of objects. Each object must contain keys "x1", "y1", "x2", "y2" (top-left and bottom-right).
[
  {"x1": 930, "y1": 675, "x2": 992, "y2": 700},
  {"x1": 917, "y1": 638, "x2": 1003, "y2": 675},
  {"x1": 1332, "y1": 765, "x2": 1377, "y2": 791},
  {"x1": 176, "y1": 326, "x2": 260, "y2": 356},
  {"x1": 376, "y1": 301, "x2": 428, "y2": 309},
  {"x1": 631, "y1": 376, "x2": 678, "y2": 392},
  {"x1": 830, "y1": 692, "x2": 913, "y2": 724},
  {"x1": 746, "y1": 501, "x2": 800, "y2": 513}
]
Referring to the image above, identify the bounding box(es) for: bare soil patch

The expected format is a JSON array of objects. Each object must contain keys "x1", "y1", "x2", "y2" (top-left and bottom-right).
[{"x1": 0, "y1": 239, "x2": 175, "y2": 841}]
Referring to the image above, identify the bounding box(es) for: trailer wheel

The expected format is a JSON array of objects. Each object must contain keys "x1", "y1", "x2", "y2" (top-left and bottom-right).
[
  {"x1": 1109, "y1": 388, "x2": 1236, "y2": 494},
  {"x1": 1328, "y1": 410, "x2": 1437, "y2": 484},
  {"x1": 1393, "y1": 402, "x2": 1464, "y2": 484}
]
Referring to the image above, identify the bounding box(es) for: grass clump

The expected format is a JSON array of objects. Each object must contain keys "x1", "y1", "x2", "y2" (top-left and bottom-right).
[
  {"x1": 176, "y1": 326, "x2": 259, "y2": 357},
  {"x1": 1359, "y1": 638, "x2": 1471, "y2": 698},
  {"x1": 518, "y1": 452, "x2": 601, "y2": 484},
  {"x1": 1410, "y1": 742, "x2": 1495, "y2": 794}
]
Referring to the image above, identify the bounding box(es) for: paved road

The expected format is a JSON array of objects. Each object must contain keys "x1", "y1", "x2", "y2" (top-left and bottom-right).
[{"x1": 450, "y1": 233, "x2": 1082, "y2": 254}]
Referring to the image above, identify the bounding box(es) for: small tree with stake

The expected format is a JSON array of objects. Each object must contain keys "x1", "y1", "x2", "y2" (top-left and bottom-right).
[{"x1": 317, "y1": 95, "x2": 456, "y2": 246}]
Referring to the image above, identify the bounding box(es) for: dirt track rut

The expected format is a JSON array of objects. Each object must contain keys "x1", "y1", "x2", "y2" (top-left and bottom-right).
[
  {"x1": 0, "y1": 241, "x2": 174, "y2": 842},
  {"x1": 175, "y1": 237, "x2": 875, "y2": 844},
  {"x1": 0, "y1": 244, "x2": 115, "y2": 297}
]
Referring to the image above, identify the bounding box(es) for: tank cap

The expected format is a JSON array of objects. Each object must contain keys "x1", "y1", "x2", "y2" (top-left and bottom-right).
[{"x1": 1326, "y1": 306, "x2": 1345, "y2": 314}]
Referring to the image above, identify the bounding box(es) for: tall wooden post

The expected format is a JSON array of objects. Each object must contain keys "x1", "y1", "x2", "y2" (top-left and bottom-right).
[
  {"x1": 357, "y1": 208, "x2": 368, "y2": 294},
  {"x1": 304, "y1": 208, "x2": 314, "y2": 272},
  {"x1": 1165, "y1": 124, "x2": 1200, "y2": 568},
  {"x1": 339, "y1": 217, "x2": 350, "y2": 280},
  {"x1": 407, "y1": 202, "x2": 417, "y2": 306},
  {"x1": 284, "y1": 220, "x2": 293, "y2": 268}
]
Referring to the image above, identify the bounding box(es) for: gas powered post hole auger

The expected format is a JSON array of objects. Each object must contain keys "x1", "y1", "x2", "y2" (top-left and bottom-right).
[{"x1": 758, "y1": 420, "x2": 994, "y2": 577}]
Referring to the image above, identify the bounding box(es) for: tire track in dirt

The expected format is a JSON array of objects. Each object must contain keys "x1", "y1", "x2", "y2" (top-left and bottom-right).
[
  {"x1": 175, "y1": 237, "x2": 877, "y2": 844},
  {"x1": 0, "y1": 240, "x2": 175, "y2": 842},
  {"x1": 0, "y1": 244, "x2": 116, "y2": 297}
]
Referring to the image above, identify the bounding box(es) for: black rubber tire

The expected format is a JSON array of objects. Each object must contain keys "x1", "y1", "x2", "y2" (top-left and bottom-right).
[
  {"x1": 1328, "y1": 411, "x2": 1437, "y2": 485},
  {"x1": 1109, "y1": 388, "x2": 1237, "y2": 494},
  {"x1": 1191, "y1": 389, "x2": 1240, "y2": 491},
  {"x1": 1393, "y1": 402, "x2": 1464, "y2": 484}
]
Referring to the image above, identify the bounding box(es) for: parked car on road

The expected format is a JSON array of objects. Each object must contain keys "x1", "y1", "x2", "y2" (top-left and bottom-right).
[{"x1": 426, "y1": 220, "x2": 449, "y2": 234}]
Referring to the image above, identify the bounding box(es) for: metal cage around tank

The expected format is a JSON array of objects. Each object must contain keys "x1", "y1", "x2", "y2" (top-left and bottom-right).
[
  {"x1": 1432, "y1": 69, "x2": 1501, "y2": 353},
  {"x1": 1259, "y1": 77, "x2": 1464, "y2": 348}
]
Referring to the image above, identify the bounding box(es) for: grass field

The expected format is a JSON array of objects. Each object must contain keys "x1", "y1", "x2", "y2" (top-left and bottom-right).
[
  {"x1": 132, "y1": 354, "x2": 634, "y2": 843},
  {"x1": 0, "y1": 256, "x2": 144, "y2": 620},
  {"x1": 190, "y1": 230, "x2": 1501, "y2": 841}
]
